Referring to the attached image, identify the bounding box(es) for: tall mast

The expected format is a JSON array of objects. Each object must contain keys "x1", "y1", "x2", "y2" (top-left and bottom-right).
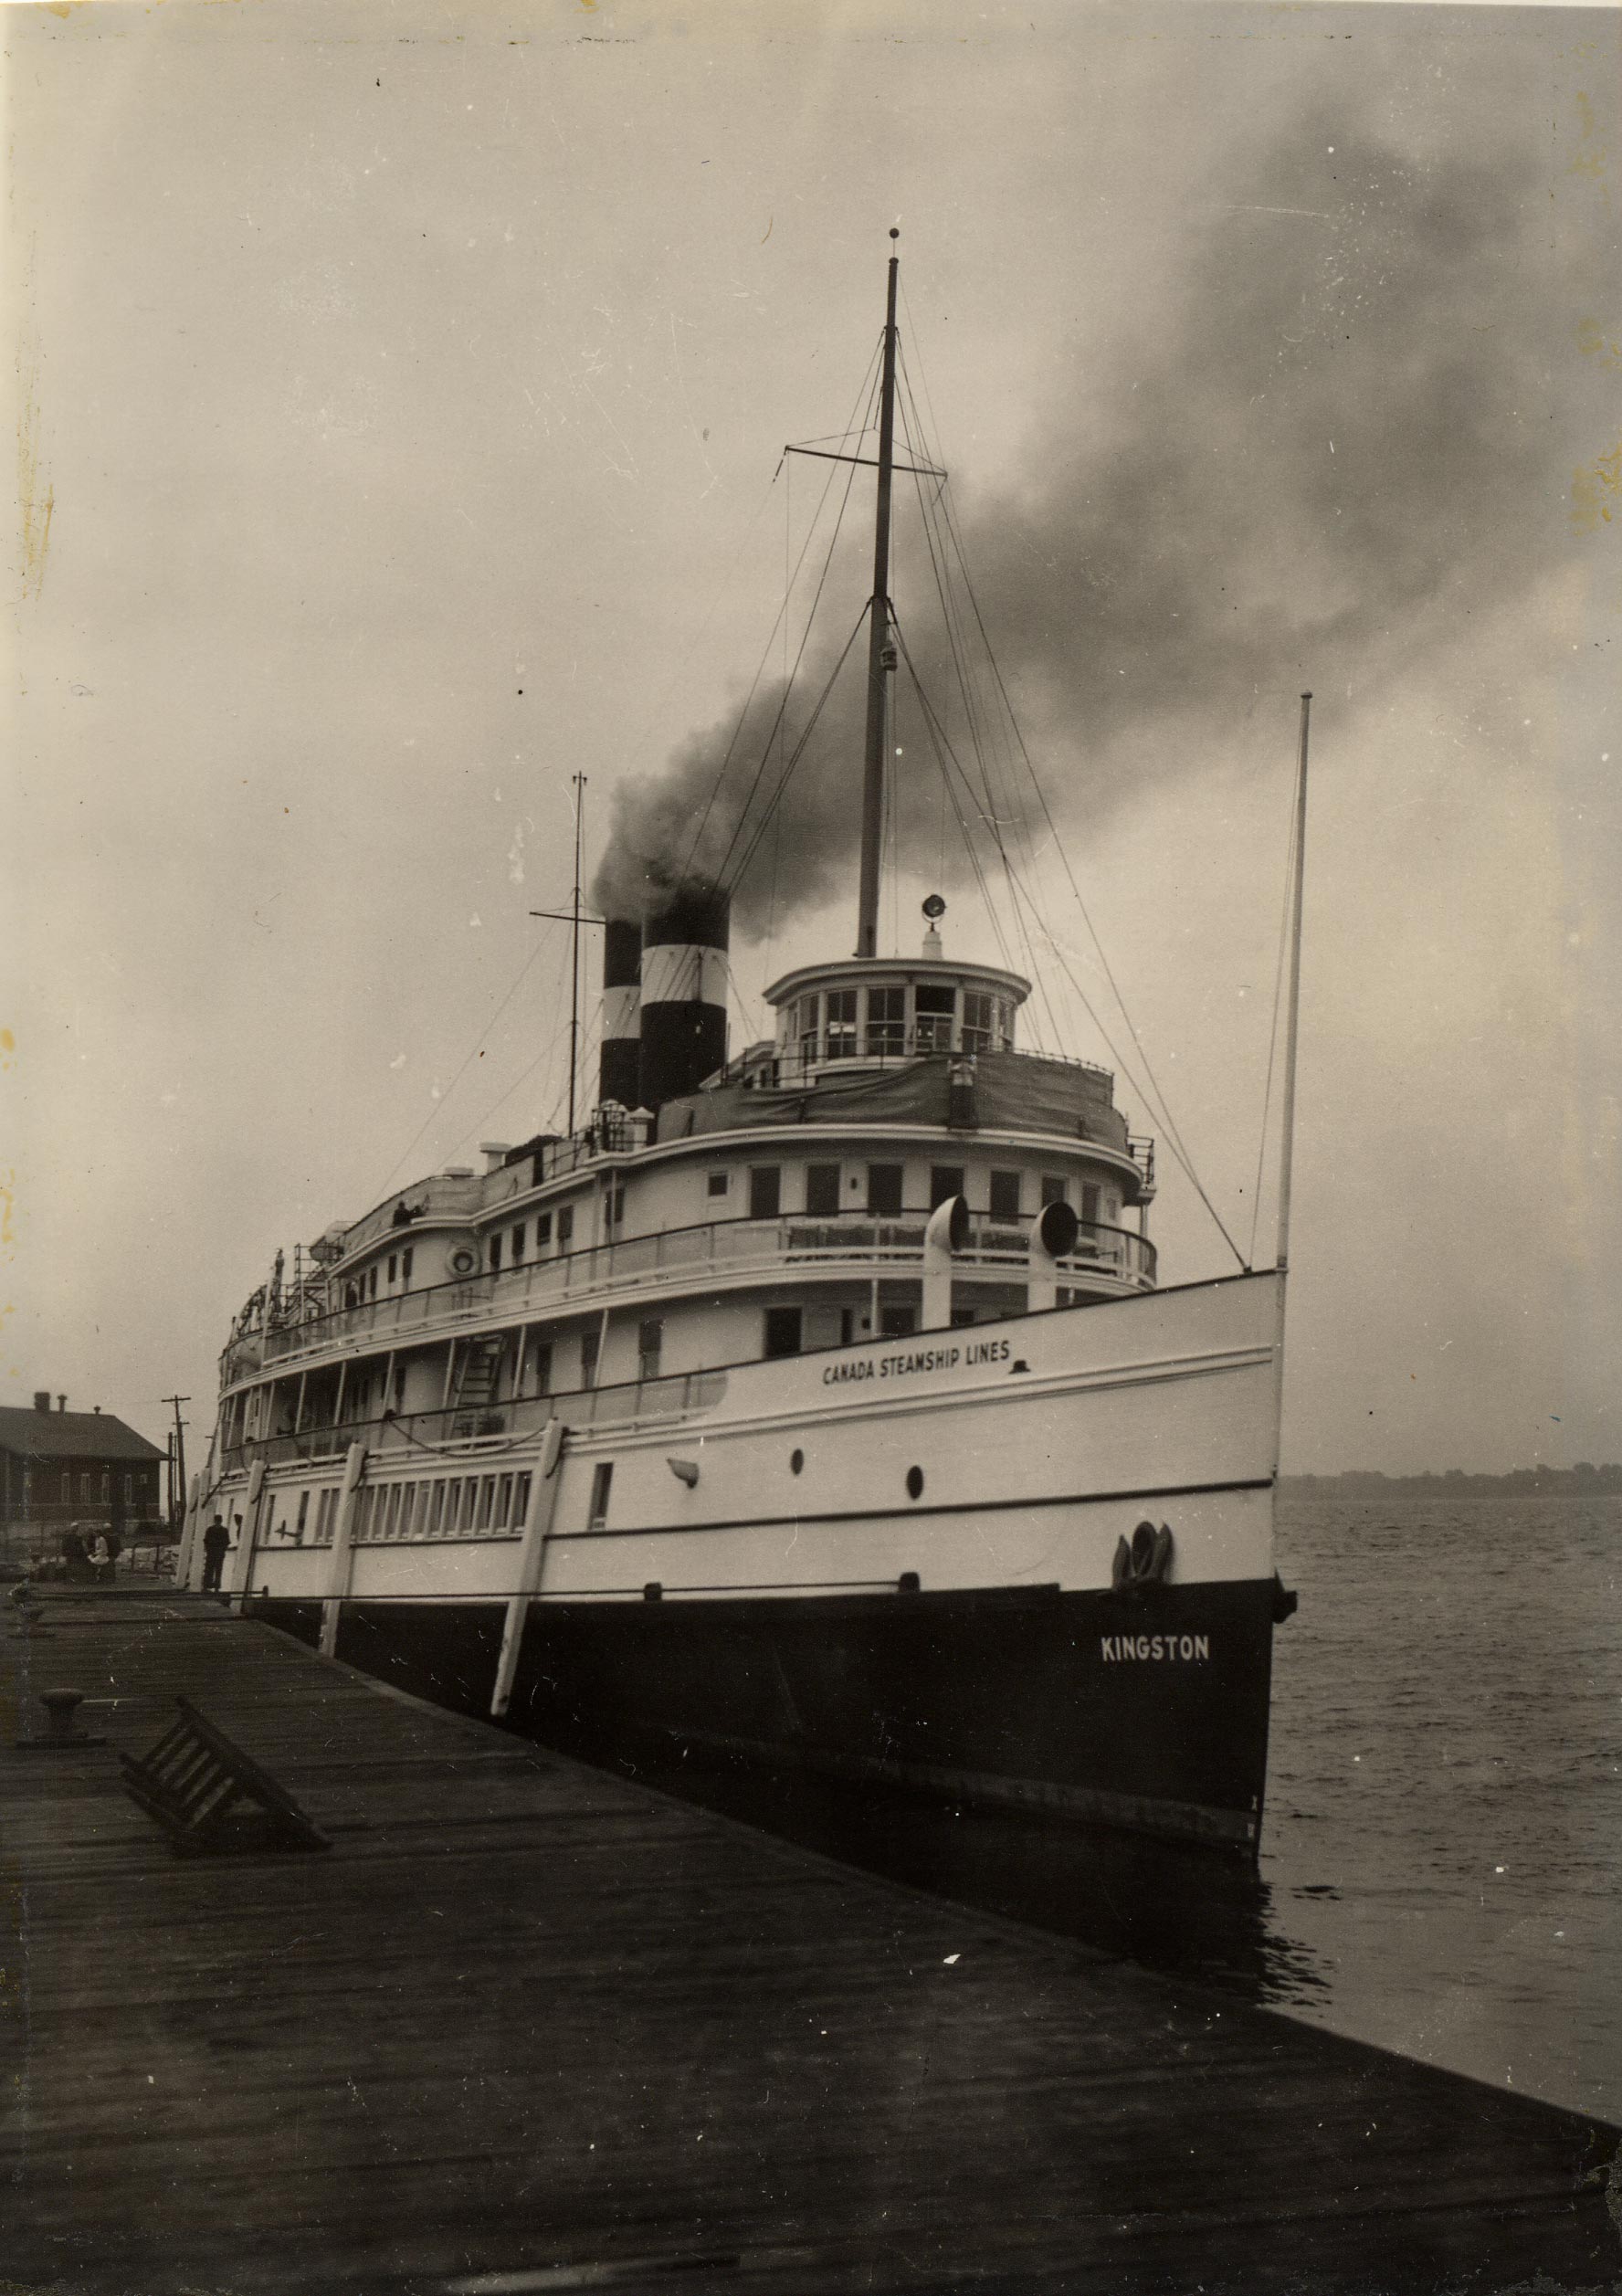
[
  {"x1": 568, "y1": 771, "x2": 585, "y2": 1138},
  {"x1": 1274, "y1": 694, "x2": 1311, "y2": 1273},
  {"x1": 856, "y1": 232, "x2": 901, "y2": 961}
]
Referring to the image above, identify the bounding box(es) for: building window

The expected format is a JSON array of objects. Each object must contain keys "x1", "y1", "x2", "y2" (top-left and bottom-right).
[
  {"x1": 402, "y1": 1247, "x2": 414, "y2": 1283},
  {"x1": 749, "y1": 1166, "x2": 781, "y2": 1220},
  {"x1": 764, "y1": 1306, "x2": 803, "y2": 1359},
  {"x1": 581, "y1": 1327, "x2": 599, "y2": 1389},
  {"x1": 588, "y1": 1462, "x2": 613, "y2": 1529},
  {"x1": 805, "y1": 1162, "x2": 841, "y2": 1216},
  {"x1": 867, "y1": 1163, "x2": 904, "y2": 1216},
  {"x1": 866, "y1": 985, "x2": 905, "y2": 1057},
  {"x1": 637, "y1": 1319, "x2": 663, "y2": 1380},
  {"x1": 101, "y1": 1470, "x2": 111, "y2": 1503},
  {"x1": 61, "y1": 1470, "x2": 71, "y2": 1502},
  {"x1": 532, "y1": 1342, "x2": 553, "y2": 1396},
  {"x1": 1080, "y1": 1183, "x2": 1101, "y2": 1227},
  {"x1": 511, "y1": 1224, "x2": 526, "y2": 1262},
  {"x1": 123, "y1": 1474, "x2": 133, "y2": 1504},
  {"x1": 930, "y1": 1164, "x2": 964, "y2": 1209},
  {"x1": 989, "y1": 1169, "x2": 1022, "y2": 1223},
  {"x1": 914, "y1": 984, "x2": 955, "y2": 1051},
  {"x1": 707, "y1": 1170, "x2": 729, "y2": 1200},
  {"x1": 489, "y1": 1235, "x2": 502, "y2": 1272},
  {"x1": 535, "y1": 1212, "x2": 553, "y2": 1249},
  {"x1": 1040, "y1": 1174, "x2": 1069, "y2": 1206},
  {"x1": 557, "y1": 1206, "x2": 574, "y2": 1249},
  {"x1": 80, "y1": 1472, "x2": 91, "y2": 1501},
  {"x1": 826, "y1": 988, "x2": 858, "y2": 1060}
]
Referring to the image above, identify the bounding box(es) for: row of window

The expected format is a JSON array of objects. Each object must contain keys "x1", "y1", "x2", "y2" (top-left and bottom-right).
[
  {"x1": 712, "y1": 1162, "x2": 1106, "y2": 1225},
  {"x1": 285, "y1": 1469, "x2": 538, "y2": 1546},
  {"x1": 54, "y1": 1469, "x2": 151, "y2": 1504},
  {"x1": 784, "y1": 984, "x2": 1015, "y2": 1062}
]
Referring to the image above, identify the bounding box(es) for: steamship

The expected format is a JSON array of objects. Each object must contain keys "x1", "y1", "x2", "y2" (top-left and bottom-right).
[{"x1": 187, "y1": 249, "x2": 1301, "y2": 1854}]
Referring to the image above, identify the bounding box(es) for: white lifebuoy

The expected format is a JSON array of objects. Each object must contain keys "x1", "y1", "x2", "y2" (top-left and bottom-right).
[{"x1": 448, "y1": 1245, "x2": 478, "y2": 1279}]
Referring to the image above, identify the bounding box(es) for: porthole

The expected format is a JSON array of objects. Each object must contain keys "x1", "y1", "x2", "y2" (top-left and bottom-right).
[
  {"x1": 906, "y1": 1465, "x2": 924, "y2": 1501},
  {"x1": 790, "y1": 1448, "x2": 805, "y2": 1475}
]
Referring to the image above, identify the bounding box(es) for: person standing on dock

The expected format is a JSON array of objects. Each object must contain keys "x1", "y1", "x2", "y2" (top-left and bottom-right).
[{"x1": 201, "y1": 1517, "x2": 230, "y2": 1596}]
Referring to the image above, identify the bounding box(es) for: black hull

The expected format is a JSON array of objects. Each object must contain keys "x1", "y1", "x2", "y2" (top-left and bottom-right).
[{"x1": 255, "y1": 1577, "x2": 1277, "y2": 1854}]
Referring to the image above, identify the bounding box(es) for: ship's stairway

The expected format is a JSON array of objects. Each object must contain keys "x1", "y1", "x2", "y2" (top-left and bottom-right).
[{"x1": 449, "y1": 1334, "x2": 507, "y2": 1434}]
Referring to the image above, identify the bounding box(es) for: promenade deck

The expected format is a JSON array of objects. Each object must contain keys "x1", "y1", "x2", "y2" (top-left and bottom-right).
[{"x1": 3, "y1": 1588, "x2": 1616, "y2": 2295}]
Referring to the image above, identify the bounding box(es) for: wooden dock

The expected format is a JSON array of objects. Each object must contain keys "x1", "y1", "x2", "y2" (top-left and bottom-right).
[{"x1": 4, "y1": 1589, "x2": 1616, "y2": 2296}]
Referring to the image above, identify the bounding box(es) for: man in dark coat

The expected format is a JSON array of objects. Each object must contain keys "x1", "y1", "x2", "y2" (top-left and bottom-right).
[{"x1": 201, "y1": 1517, "x2": 231, "y2": 1595}]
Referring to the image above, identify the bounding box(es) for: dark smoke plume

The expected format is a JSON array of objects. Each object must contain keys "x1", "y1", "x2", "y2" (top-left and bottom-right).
[{"x1": 595, "y1": 108, "x2": 1596, "y2": 941}]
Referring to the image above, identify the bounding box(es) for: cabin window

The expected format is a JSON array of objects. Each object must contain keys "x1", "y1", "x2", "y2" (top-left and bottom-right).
[
  {"x1": 606, "y1": 1183, "x2": 626, "y2": 1227},
  {"x1": 707, "y1": 1170, "x2": 729, "y2": 1199},
  {"x1": 557, "y1": 1206, "x2": 574, "y2": 1249},
  {"x1": 866, "y1": 985, "x2": 905, "y2": 1057},
  {"x1": 764, "y1": 1306, "x2": 803, "y2": 1359},
  {"x1": 1040, "y1": 1174, "x2": 1069, "y2": 1206},
  {"x1": 826, "y1": 988, "x2": 858, "y2": 1059},
  {"x1": 638, "y1": 1319, "x2": 663, "y2": 1380},
  {"x1": 368, "y1": 1268, "x2": 379, "y2": 1299},
  {"x1": 880, "y1": 1303, "x2": 918, "y2": 1339},
  {"x1": 402, "y1": 1248, "x2": 414, "y2": 1283},
  {"x1": 513, "y1": 1471, "x2": 532, "y2": 1527},
  {"x1": 1080, "y1": 1183, "x2": 1101, "y2": 1227},
  {"x1": 489, "y1": 1236, "x2": 502, "y2": 1272},
  {"x1": 989, "y1": 1169, "x2": 1022, "y2": 1223},
  {"x1": 535, "y1": 1212, "x2": 553, "y2": 1249},
  {"x1": 387, "y1": 1253, "x2": 397, "y2": 1283},
  {"x1": 532, "y1": 1342, "x2": 553, "y2": 1396},
  {"x1": 914, "y1": 983, "x2": 955, "y2": 1051},
  {"x1": 930, "y1": 1164, "x2": 964, "y2": 1209},
  {"x1": 867, "y1": 1163, "x2": 904, "y2": 1216},
  {"x1": 797, "y1": 993, "x2": 821, "y2": 1064},
  {"x1": 393, "y1": 1364, "x2": 407, "y2": 1412},
  {"x1": 749, "y1": 1166, "x2": 781, "y2": 1220},
  {"x1": 805, "y1": 1162, "x2": 841, "y2": 1216},
  {"x1": 345, "y1": 1283, "x2": 359, "y2": 1311},
  {"x1": 511, "y1": 1224, "x2": 526, "y2": 1261},
  {"x1": 588, "y1": 1462, "x2": 613, "y2": 1529},
  {"x1": 581, "y1": 1328, "x2": 600, "y2": 1389}
]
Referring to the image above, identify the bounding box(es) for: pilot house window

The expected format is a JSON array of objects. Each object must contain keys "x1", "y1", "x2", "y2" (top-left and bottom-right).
[
  {"x1": 914, "y1": 985, "x2": 955, "y2": 1051},
  {"x1": 826, "y1": 989, "x2": 858, "y2": 1059},
  {"x1": 866, "y1": 985, "x2": 905, "y2": 1057}
]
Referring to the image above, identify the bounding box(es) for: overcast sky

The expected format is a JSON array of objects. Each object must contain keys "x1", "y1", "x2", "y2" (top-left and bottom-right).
[{"x1": 6, "y1": 0, "x2": 1618, "y2": 1477}]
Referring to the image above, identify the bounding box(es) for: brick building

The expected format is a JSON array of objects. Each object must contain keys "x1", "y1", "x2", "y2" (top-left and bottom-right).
[{"x1": 0, "y1": 1391, "x2": 165, "y2": 1541}]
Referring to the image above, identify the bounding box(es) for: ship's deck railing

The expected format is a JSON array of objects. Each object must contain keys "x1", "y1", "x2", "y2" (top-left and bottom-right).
[
  {"x1": 723, "y1": 1034, "x2": 1114, "y2": 1090},
  {"x1": 220, "y1": 1367, "x2": 732, "y2": 1476},
  {"x1": 224, "y1": 1208, "x2": 1156, "y2": 1386}
]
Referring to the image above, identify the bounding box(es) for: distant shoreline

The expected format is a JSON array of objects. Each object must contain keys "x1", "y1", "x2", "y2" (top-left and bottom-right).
[{"x1": 1281, "y1": 1467, "x2": 1622, "y2": 1500}]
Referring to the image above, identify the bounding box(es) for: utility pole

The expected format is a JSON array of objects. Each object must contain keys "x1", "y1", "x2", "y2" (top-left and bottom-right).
[{"x1": 163, "y1": 1395, "x2": 190, "y2": 1531}]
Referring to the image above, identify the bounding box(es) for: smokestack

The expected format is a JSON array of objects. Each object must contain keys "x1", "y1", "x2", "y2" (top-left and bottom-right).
[
  {"x1": 57, "y1": 1395, "x2": 67, "y2": 1414},
  {"x1": 639, "y1": 883, "x2": 730, "y2": 1112},
  {"x1": 33, "y1": 1390, "x2": 49, "y2": 1414},
  {"x1": 599, "y1": 918, "x2": 643, "y2": 1109}
]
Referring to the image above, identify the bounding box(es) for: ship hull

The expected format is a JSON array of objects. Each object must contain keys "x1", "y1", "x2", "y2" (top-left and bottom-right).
[
  {"x1": 252, "y1": 1570, "x2": 1276, "y2": 1851},
  {"x1": 216, "y1": 1272, "x2": 1288, "y2": 1856}
]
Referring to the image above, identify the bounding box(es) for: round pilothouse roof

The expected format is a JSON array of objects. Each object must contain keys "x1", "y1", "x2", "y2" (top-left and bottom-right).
[{"x1": 764, "y1": 954, "x2": 1031, "y2": 1009}]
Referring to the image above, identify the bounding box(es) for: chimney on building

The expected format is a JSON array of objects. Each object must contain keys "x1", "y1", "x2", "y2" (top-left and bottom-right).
[
  {"x1": 639, "y1": 884, "x2": 730, "y2": 1114},
  {"x1": 599, "y1": 917, "x2": 643, "y2": 1109},
  {"x1": 57, "y1": 1395, "x2": 67, "y2": 1413},
  {"x1": 33, "y1": 1390, "x2": 49, "y2": 1414}
]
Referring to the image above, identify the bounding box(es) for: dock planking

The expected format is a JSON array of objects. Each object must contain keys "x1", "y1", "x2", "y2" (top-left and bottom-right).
[{"x1": 3, "y1": 1590, "x2": 1616, "y2": 2296}]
